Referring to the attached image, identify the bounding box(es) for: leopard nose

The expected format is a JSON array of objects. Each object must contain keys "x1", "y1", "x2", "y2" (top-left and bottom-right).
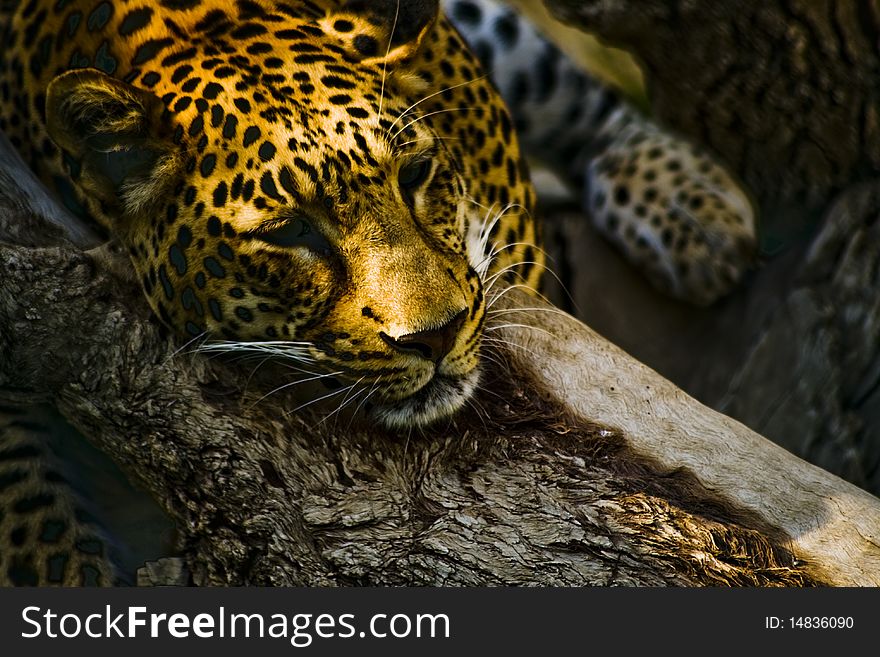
[{"x1": 381, "y1": 309, "x2": 468, "y2": 363}]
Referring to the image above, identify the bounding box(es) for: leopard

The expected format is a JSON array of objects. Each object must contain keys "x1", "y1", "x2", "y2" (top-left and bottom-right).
[
  {"x1": 1, "y1": 0, "x2": 544, "y2": 434},
  {"x1": 0, "y1": 0, "x2": 757, "y2": 586}
]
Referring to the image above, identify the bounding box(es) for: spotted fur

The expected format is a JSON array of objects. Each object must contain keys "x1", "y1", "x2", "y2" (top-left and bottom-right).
[
  {"x1": 0, "y1": 404, "x2": 118, "y2": 586},
  {"x1": 1, "y1": 0, "x2": 542, "y2": 429}
]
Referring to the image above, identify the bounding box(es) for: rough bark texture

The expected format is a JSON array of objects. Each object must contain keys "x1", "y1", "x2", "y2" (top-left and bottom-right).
[{"x1": 718, "y1": 185, "x2": 880, "y2": 488}]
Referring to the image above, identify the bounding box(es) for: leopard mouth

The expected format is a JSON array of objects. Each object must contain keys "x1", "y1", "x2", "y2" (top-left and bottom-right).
[{"x1": 369, "y1": 368, "x2": 481, "y2": 429}]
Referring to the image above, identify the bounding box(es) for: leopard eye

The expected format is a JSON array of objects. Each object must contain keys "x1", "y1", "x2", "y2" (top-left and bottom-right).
[
  {"x1": 398, "y1": 159, "x2": 432, "y2": 200},
  {"x1": 256, "y1": 216, "x2": 331, "y2": 255}
]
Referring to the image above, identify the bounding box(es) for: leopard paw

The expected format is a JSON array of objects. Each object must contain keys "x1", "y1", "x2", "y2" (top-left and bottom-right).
[{"x1": 585, "y1": 124, "x2": 757, "y2": 305}]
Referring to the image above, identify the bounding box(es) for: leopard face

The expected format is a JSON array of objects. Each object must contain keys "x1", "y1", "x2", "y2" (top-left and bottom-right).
[{"x1": 0, "y1": 0, "x2": 542, "y2": 428}]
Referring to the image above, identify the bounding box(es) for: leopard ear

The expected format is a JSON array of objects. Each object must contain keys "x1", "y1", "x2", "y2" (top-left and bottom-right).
[
  {"x1": 339, "y1": 0, "x2": 439, "y2": 63},
  {"x1": 46, "y1": 69, "x2": 182, "y2": 216}
]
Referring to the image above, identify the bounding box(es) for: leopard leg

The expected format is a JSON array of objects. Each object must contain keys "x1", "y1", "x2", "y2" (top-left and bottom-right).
[
  {"x1": 0, "y1": 403, "x2": 120, "y2": 586},
  {"x1": 584, "y1": 116, "x2": 757, "y2": 305},
  {"x1": 445, "y1": 0, "x2": 757, "y2": 305}
]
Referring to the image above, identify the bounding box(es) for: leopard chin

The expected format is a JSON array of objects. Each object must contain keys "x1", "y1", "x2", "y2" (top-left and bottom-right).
[{"x1": 370, "y1": 368, "x2": 481, "y2": 430}]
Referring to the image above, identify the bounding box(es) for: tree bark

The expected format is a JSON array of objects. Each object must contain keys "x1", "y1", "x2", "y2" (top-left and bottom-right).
[
  {"x1": 718, "y1": 184, "x2": 880, "y2": 491},
  {"x1": 2, "y1": 137, "x2": 879, "y2": 587}
]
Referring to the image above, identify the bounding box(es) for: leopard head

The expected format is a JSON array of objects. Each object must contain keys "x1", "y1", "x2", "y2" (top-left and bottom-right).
[{"x1": 43, "y1": 0, "x2": 535, "y2": 428}]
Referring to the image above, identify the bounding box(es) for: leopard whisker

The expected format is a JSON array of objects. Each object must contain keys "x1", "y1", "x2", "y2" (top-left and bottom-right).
[
  {"x1": 385, "y1": 73, "x2": 489, "y2": 138},
  {"x1": 472, "y1": 381, "x2": 514, "y2": 407},
  {"x1": 474, "y1": 348, "x2": 511, "y2": 372},
  {"x1": 488, "y1": 285, "x2": 565, "y2": 317},
  {"x1": 468, "y1": 200, "x2": 536, "y2": 276},
  {"x1": 327, "y1": 388, "x2": 368, "y2": 430},
  {"x1": 485, "y1": 283, "x2": 547, "y2": 309},
  {"x1": 483, "y1": 259, "x2": 545, "y2": 288},
  {"x1": 394, "y1": 136, "x2": 463, "y2": 152},
  {"x1": 466, "y1": 196, "x2": 529, "y2": 221},
  {"x1": 196, "y1": 340, "x2": 317, "y2": 364},
  {"x1": 376, "y1": 0, "x2": 401, "y2": 129},
  {"x1": 463, "y1": 194, "x2": 500, "y2": 212},
  {"x1": 285, "y1": 381, "x2": 360, "y2": 417},
  {"x1": 166, "y1": 331, "x2": 212, "y2": 364},
  {"x1": 390, "y1": 107, "x2": 477, "y2": 142},
  {"x1": 317, "y1": 375, "x2": 368, "y2": 428},
  {"x1": 467, "y1": 199, "x2": 515, "y2": 277},
  {"x1": 402, "y1": 426, "x2": 413, "y2": 463},
  {"x1": 487, "y1": 279, "x2": 540, "y2": 295},
  {"x1": 249, "y1": 369, "x2": 347, "y2": 411},
  {"x1": 478, "y1": 234, "x2": 548, "y2": 267},
  {"x1": 481, "y1": 335, "x2": 542, "y2": 360},
  {"x1": 484, "y1": 322, "x2": 555, "y2": 339},
  {"x1": 239, "y1": 355, "x2": 331, "y2": 399},
  {"x1": 482, "y1": 238, "x2": 546, "y2": 264},
  {"x1": 462, "y1": 395, "x2": 491, "y2": 435},
  {"x1": 473, "y1": 202, "x2": 503, "y2": 245},
  {"x1": 347, "y1": 376, "x2": 383, "y2": 431},
  {"x1": 241, "y1": 354, "x2": 276, "y2": 397},
  {"x1": 487, "y1": 306, "x2": 572, "y2": 319}
]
